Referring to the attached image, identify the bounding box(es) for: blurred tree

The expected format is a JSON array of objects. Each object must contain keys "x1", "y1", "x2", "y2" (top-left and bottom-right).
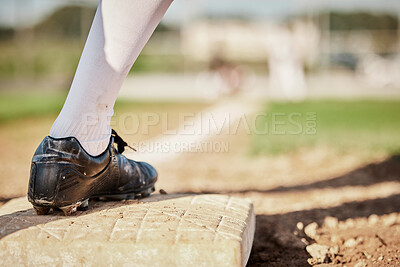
[
  {"x1": 0, "y1": 28, "x2": 15, "y2": 41},
  {"x1": 33, "y1": 6, "x2": 96, "y2": 39},
  {"x1": 329, "y1": 12, "x2": 397, "y2": 31}
]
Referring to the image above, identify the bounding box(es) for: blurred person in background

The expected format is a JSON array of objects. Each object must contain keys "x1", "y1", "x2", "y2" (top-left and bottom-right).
[
  {"x1": 28, "y1": 0, "x2": 173, "y2": 216},
  {"x1": 209, "y1": 56, "x2": 243, "y2": 96},
  {"x1": 266, "y1": 24, "x2": 307, "y2": 101}
]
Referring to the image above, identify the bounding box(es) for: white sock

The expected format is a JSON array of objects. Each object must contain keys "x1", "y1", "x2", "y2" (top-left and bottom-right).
[{"x1": 50, "y1": 0, "x2": 173, "y2": 156}]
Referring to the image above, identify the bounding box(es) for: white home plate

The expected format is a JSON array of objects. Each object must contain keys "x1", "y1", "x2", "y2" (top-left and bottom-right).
[{"x1": 0, "y1": 194, "x2": 255, "y2": 267}]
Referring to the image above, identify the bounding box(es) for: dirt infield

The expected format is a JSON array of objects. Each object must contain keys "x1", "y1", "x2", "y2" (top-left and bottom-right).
[{"x1": 155, "y1": 131, "x2": 400, "y2": 266}]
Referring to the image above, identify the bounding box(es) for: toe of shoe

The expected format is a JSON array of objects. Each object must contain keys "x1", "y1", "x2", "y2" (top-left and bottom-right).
[{"x1": 137, "y1": 161, "x2": 158, "y2": 185}]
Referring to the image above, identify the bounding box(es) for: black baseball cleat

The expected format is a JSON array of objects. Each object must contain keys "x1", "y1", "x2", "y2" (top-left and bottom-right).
[{"x1": 28, "y1": 130, "x2": 157, "y2": 216}]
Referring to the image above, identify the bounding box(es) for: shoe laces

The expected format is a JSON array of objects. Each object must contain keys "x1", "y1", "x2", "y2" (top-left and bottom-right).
[{"x1": 111, "y1": 129, "x2": 136, "y2": 153}]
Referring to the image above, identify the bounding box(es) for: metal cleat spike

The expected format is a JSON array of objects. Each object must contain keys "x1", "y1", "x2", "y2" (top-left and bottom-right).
[
  {"x1": 124, "y1": 194, "x2": 135, "y2": 200},
  {"x1": 60, "y1": 202, "x2": 81, "y2": 216},
  {"x1": 33, "y1": 206, "x2": 51, "y2": 215},
  {"x1": 77, "y1": 199, "x2": 89, "y2": 211},
  {"x1": 140, "y1": 187, "x2": 155, "y2": 198},
  {"x1": 141, "y1": 191, "x2": 150, "y2": 198}
]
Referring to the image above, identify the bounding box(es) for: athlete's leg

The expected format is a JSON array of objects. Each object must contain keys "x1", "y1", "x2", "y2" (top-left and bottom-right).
[{"x1": 50, "y1": 0, "x2": 173, "y2": 155}]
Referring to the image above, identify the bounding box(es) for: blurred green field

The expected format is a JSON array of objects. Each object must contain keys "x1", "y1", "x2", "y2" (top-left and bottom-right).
[
  {"x1": 2, "y1": 94, "x2": 399, "y2": 158},
  {"x1": 0, "y1": 91, "x2": 67, "y2": 123},
  {"x1": 0, "y1": 91, "x2": 204, "y2": 123},
  {"x1": 253, "y1": 100, "x2": 400, "y2": 156}
]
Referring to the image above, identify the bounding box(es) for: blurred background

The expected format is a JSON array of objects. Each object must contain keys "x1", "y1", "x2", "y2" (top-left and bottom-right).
[
  {"x1": 1, "y1": 0, "x2": 400, "y2": 98},
  {"x1": 1, "y1": 0, "x2": 400, "y2": 265}
]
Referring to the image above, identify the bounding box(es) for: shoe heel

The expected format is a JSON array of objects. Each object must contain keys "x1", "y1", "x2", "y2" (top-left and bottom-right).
[{"x1": 28, "y1": 162, "x2": 63, "y2": 205}]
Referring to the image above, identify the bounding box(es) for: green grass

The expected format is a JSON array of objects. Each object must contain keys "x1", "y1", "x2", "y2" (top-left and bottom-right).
[
  {"x1": 130, "y1": 54, "x2": 186, "y2": 73},
  {"x1": 0, "y1": 91, "x2": 67, "y2": 123},
  {"x1": 252, "y1": 100, "x2": 400, "y2": 156},
  {"x1": 3, "y1": 95, "x2": 398, "y2": 157},
  {"x1": 0, "y1": 91, "x2": 207, "y2": 124}
]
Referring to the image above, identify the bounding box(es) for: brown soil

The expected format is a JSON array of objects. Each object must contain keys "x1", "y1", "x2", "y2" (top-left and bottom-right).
[{"x1": 155, "y1": 130, "x2": 400, "y2": 266}]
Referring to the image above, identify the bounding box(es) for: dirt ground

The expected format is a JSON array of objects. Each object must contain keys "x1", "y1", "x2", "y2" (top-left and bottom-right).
[
  {"x1": 1, "y1": 115, "x2": 399, "y2": 266},
  {"x1": 153, "y1": 129, "x2": 400, "y2": 266}
]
